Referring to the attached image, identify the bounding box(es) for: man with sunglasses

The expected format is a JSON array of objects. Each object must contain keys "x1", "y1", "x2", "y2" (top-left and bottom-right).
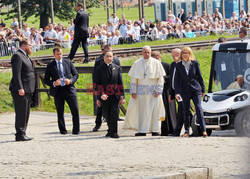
[{"x1": 9, "y1": 39, "x2": 35, "y2": 141}]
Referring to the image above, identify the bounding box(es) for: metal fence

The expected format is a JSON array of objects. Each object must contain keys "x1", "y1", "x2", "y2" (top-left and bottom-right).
[
  {"x1": 0, "y1": 28, "x2": 249, "y2": 57},
  {"x1": 0, "y1": 41, "x2": 19, "y2": 57}
]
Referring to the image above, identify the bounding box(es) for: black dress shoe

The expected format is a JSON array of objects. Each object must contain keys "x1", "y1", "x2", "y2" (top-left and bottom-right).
[
  {"x1": 72, "y1": 132, "x2": 79, "y2": 135},
  {"x1": 92, "y1": 125, "x2": 100, "y2": 132},
  {"x1": 110, "y1": 133, "x2": 119, "y2": 138},
  {"x1": 152, "y1": 132, "x2": 160, "y2": 136},
  {"x1": 60, "y1": 131, "x2": 67, "y2": 135},
  {"x1": 105, "y1": 133, "x2": 110, "y2": 137},
  {"x1": 16, "y1": 135, "x2": 33, "y2": 141},
  {"x1": 135, "y1": 133, "x2": 146, "y2": 136}
]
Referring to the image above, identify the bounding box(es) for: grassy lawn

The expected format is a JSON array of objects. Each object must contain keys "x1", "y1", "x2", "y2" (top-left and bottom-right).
[
  {"x1": 0, "y1": 49, "x2": 213, "y2": 115},
  {"x1": 2, "y1": 6, "x2": 155, "y2": 29},
  {"x1": 0, "y1": 71, "x2": 14, "y2": 113}
]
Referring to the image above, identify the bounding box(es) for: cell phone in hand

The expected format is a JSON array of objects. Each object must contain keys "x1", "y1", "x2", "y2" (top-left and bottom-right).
[{"x1": 177, "y1": 95, "x2": 183, "y2": 102}]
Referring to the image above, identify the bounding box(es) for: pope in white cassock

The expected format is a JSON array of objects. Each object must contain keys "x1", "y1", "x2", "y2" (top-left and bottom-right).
[{"x1": 123, "y1": 46, "x2": 166, "y2": 136}]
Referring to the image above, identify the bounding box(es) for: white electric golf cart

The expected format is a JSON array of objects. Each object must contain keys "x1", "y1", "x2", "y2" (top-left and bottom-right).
[{"x1": 192, "y1": 40, "x2": 250, "y2": 137}]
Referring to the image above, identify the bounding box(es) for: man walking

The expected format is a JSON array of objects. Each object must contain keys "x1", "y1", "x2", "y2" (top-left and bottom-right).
[
  {"x1": 169, "y1": 48, "x2": 185, "y2": 136},
  {"x1": 44, "y1": 47, "x2": 80, "y2": 135},
  {"x1": 124, "y1": 46, "x2": 166, "y2": 136},
  {"x1": 68, "y1": 2, "x2": 89, "y2": 63},
  {"x1": 92, "y1": 45, "x2": 125, "y2": 132},
  {"x1": 9, "y1": 39, "x2": 35, "y2": 141},
  {"x1": 95, "y1": 51, "x2": 125, "y2": 138},
  {"x1": 151, "y1": 51, "x2": 177, "y2": 136}
]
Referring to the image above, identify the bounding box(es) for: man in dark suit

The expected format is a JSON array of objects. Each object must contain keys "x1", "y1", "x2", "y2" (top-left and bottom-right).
[
  {"x1": 44, "y1": 47, "x2": 80, "y2": 135},
  {"x1": 151, "y1": 51, "x2": 177, "y2": 136},
  {"x1": 92, "y1": 45, "x2": 125, "y2": 132},
  {"x1": 9, "y1": 39, "x2": 35, "y2": 141},
  {"x1": 168, "y1": 48, "x2": 185, "y2": 136},
  {"x1": 95, "y1": 51, "x2": 125, "y2": 138},
  {"x1": 178, "y1": 9, "x2": 186, "y2": 24},
  {"x1": 68, "y1": 2, "x2": 89, "y2": 63}
]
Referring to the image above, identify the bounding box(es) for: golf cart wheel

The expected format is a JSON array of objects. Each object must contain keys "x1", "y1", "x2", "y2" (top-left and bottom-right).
[
  {"x1": 235, "y1": 110, "x2": 250, "y2": 137},
  {"x1": 191, "y1": 114, "x2": 212, "y2": 136}
]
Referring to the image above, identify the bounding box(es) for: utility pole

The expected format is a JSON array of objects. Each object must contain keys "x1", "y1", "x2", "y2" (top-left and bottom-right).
[
  {"x1": 107, "y1": 0, "x2": 110, "y2": 23},
  {"x1": 138, "y1": 0, "x2": 141, "y2": 20},
  {"x1": 195, "y1": 0, "x2": 198, "y2": 14},
  {"x1": 17, "y1": 0, "x2": 22, "y2": 29},
  {"x1": 83, "y1": 0, "x2": 86, "y2": 11},
  {"x1": 141, "y1": 0, "x2": 145, "y2": 18},
  {"x1": 203, "y1": 0, "x2": 206, "y2": 13},
  {"x1": 169, "y1": 0, "x2": 173, "y2": 12},
  {"x1": 247, "y1": 0, "x2": 249, "y2": 13},
  {"x1": 113, "y1": 0, "x2": 116, "y2": 13},
  {"x1": 50, "y1": 0, "x2": 55, "y2": 24},
  {"x1": 121, "y1": 0, "x2": 123, "y2": 10},
  {"x1": 221, "y1": 0, "x2": 225, "y2": 19},
  {"x1": 239, "y1": 0, "x2": 242, "y2": 13}
]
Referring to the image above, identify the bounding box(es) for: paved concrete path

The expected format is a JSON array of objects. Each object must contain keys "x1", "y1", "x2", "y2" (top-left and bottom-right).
[{"x1": 0, "y1": 112, "x2": 249, "y2": 178}]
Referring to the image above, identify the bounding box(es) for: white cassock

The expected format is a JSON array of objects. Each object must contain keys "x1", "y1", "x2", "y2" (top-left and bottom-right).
[{"x1": 123, "y1": 57, "x2": 166, "y2": 133}]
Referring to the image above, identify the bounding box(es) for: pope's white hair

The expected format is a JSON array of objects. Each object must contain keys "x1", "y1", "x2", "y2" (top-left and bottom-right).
[{"x1": 142, "y1": 46, "x2": 151, "y2": 51}]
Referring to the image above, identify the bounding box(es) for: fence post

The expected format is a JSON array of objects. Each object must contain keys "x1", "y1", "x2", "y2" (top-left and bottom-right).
[{"x1": 34, "y1": 73, "x2": 41, "y2": 107}]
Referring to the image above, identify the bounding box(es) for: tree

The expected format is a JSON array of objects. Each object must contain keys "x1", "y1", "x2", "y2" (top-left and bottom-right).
[{"x1": 0, "y1": 0, "x2": 100, "y2": 29}]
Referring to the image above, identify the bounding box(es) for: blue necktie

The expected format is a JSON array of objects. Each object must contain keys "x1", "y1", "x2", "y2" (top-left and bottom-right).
[{"x1": 58, "y1": 62, "x2": 63, "y2": 78}]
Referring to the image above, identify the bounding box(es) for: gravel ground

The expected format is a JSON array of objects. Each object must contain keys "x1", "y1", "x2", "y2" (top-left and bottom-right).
[{"x1": 0, "y1": 112, "x2": 249, "y2": 178}]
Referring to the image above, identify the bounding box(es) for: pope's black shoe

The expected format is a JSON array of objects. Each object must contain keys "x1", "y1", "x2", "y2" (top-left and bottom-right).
[
  {"x1": 152, "y1": 132, "x2": 160, "y2": 136},
  {"x1": 135, "y1": 133, "x2": 146, "y2": 136},
  {"x1": 15, "y1": 135, "x2": 33, "y2": 142}
]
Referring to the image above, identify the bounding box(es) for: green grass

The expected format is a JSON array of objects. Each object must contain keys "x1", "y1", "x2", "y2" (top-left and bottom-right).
[
  {"x1": 0, "y1": 49, "x2": 213, "y2": 114},
  {"x1": 0, "y1": 71, "x2": 14, "y2": 113},
  {"x1": 2, "y1": 6, "x2": 155, "y2": 29}
]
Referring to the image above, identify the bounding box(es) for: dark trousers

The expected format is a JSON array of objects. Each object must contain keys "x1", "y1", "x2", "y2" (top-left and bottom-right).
[
  {"x1": 11, "y1": 92, "x2": 32, "y2": 137},
  {"x1": 101, "y1": 96, "x2": 119, "y2": 134},
  {"x1": 161, "y1": 90, "x2": 177, "y2": 136},
  {"x1": 54, "y1": 88, "x2": 80, "y2": 134},
  {"x1": 173, "y1": 101, "x2": 184, "y2": 136},
  {"x1": 95, "y1": 106, "x2": 103, "y2": 127},
  {"x1": 68, "y1": 36, "x2": 88, "y2": 60},
  {"x1": 182, "y1": 93, "x2": 206, "y2": 133}
]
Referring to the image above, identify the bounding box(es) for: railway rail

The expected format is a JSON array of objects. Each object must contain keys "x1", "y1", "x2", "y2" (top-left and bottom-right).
[{"x1": 0, "y1": 37, "x2": 239, "y2": 67}]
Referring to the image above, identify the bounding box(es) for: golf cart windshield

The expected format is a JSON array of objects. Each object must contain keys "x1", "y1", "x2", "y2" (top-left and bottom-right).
[{"x1": 213, "y1": 51, "x2": 250, "y2": 91}]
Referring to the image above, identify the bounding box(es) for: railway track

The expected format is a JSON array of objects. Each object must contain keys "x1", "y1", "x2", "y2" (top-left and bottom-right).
[{"x1": 0, "y1": 37, "x2": 239, "y2": 67}]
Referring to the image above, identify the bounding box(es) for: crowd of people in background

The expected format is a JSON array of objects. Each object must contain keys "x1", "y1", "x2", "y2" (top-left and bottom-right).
[{"x1": 0, "y1": 8, "x2": 250, "y2": 56}]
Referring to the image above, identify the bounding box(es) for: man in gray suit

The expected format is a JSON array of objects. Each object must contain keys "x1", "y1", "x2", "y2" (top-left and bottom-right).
[{"x1": 9, "y1": 39, "x2": 35, "y2": 141}]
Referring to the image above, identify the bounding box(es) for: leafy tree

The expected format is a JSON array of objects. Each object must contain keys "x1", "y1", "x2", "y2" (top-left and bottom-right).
[{"x1": 0, "y1": 0, "x2": 100, "y2": 28}]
